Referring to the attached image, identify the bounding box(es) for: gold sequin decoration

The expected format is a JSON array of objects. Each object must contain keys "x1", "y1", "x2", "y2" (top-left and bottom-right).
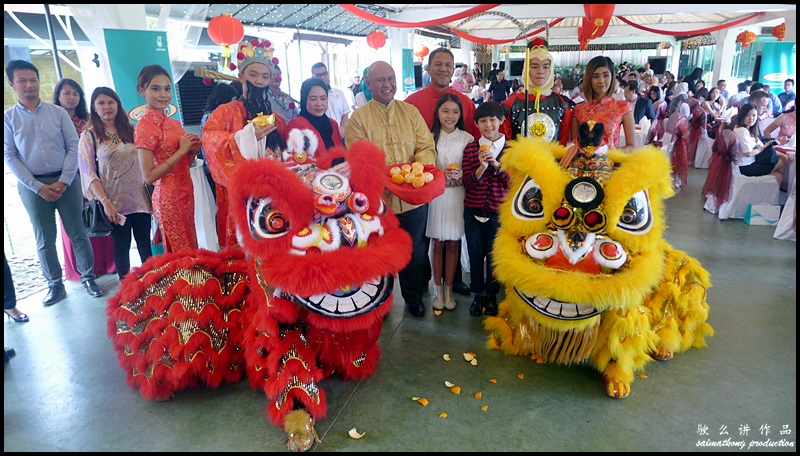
[
  {"x1": 176, "y1": 318, "x2": 230, "y2": 353},
  {"x1": 121, "y1": 267, "x2": 245, "y2": 315},
  {"x1": 277, "y1": 345, "x2": 309, "y2": 376},
  {"x1": 274, "y1": 375, "x2": 321, "y2": 410},
  {"x1": 351, "y1": 352, "x2": 366, "y2": 368}
]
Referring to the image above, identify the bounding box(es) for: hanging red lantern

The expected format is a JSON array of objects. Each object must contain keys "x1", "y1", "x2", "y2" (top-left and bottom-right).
[
  {"x1": 208, "y1": 14, "x2": 245, "y2": 69},
  {"x1": 419, "y1": 45, "x2": 430, "y2": 58},
  {"x1": 771, "y1": 23, "x2": 786, "y2": 42},
  {"x1": 736, "y1": 30, "x2": 757, "y2": 48},
  {"x1": 367, "y1": 31, "x2": 387, "y2": 50},
  {"x1": 583, "y1": 4, "x2": 615, "y2": 41}
]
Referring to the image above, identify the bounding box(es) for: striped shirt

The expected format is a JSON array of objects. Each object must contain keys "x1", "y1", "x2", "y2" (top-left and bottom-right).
[{"x1": 462, "y1": 136, "x2": 510, "y2": 215}]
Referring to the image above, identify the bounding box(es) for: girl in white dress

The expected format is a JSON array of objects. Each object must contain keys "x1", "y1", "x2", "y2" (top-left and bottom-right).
[{"x1": 426, "y1": 93, "x2": 473, "y2": 311}]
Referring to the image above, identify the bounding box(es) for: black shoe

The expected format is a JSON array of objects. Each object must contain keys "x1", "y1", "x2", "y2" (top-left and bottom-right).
[
  {"x1": 484, "y1": 295, "x2": 498, "y2": 316},
  {"x1": 469, "y1": 295, "x2": 485, "y2": 317},
  {"x1": 83, "y1": 279, "x2": 105, "y2": 298},
  {"x1": 4, "y1": 347, "x2": 15, "y2": 364},
  {"x1": 43, "y1": 285, "x2": 66, "y2": 306},
  {"x1": 452, "y1": 282, "x2": 471, "y2": 296},
  {"x1": 407, "y1": 300, "x2": 425, "y2": 317}
]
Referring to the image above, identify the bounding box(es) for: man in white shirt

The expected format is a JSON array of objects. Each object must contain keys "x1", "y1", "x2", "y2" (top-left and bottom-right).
[{"x1": 311, "y1": 62, "x2": 350, "y2": 141}]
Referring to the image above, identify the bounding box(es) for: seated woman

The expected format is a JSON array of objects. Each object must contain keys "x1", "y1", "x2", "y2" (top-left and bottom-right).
[
  {"x1": 701, "y1": 87, "x2": 726, "y2": 139},
  {"x1": 764, "y1": 106, "x2": 796, "y2": 145},
  {"x1": 286, "y1": 78, "x2": 343, "y2": 158},
  {"x1": 734, "y1": 103, "x2": 789, "y2": 184}
]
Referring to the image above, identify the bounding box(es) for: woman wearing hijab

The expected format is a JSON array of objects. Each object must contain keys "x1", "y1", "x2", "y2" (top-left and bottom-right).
[
  {"x1": 286, "y1": 78, "x2": 343, "y2": 156},
  {"x1": 354, "y1": 68, "x2": 372, "y2": 109}
]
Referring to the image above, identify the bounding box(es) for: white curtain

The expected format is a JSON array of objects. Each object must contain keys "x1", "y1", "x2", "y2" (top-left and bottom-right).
[{"x1": 156, "y1": 4, "x2": 210, "y2": 84}]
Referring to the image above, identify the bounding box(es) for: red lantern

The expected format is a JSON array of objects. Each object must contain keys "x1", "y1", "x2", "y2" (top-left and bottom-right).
[
  {"x1": 208, "y1": 14, "x2": 245, "y2": 70},
  {"x1": 736, "y1": 30, "x2": 757, "y2": 48},
  {"x1": 419, "y1": 45, "x2": 430, "y2": 58},
  {"x1": 367, "y1": 31, "x2": 387, "y2": 50},
  {"x1": 208, "y1": 14, "x2": 244, "y2": 47},
  {"x1": 584, "y1": 4, "x2": 615, "y2": 41},
  {"x1": 771, "y1": 23, "x2": 786, "y2": 42}
]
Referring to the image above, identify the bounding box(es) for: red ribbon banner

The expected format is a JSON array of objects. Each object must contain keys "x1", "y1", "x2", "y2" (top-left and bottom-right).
[
  {"x1": 617, "y1": 12, "x2": 764, "y2": 37},
  {"x1": 338, "y1": 4, "x2": 500, "y2": 28}
]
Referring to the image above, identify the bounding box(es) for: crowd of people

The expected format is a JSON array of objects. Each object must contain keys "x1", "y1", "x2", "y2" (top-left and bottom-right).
[{"x1": 4, "y1": 34, "x2": 796, "y2": 325}]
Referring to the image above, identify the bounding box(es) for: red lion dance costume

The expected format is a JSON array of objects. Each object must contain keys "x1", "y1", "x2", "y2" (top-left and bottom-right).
[{"x1": 106, "y1": 140, "x2": 412, "y2": 451}]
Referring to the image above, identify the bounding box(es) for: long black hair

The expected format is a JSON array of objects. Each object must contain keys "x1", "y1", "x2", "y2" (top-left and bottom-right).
[
  {"x1": 431, "y1": 92, "x2": 466, "y2": 145},
  {"x1": 88, "y1": 86, "x2": 135, "y2": 144},
  {"x1": 53, "y1": 78, "x2": 88, "y2": 121}
]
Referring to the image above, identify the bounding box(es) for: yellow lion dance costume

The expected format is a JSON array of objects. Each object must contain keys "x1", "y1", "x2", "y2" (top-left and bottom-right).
[{"x1": 484, "y1": 131, "x2": 713, "y2": 399}]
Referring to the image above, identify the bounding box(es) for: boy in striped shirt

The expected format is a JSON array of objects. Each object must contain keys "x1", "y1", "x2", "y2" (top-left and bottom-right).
[{"x1": 461, "y1": 102, "x2": 510, "y2": 317}]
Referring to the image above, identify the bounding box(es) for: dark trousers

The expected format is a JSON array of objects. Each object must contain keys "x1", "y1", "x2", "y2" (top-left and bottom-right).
[
  {"x1": 397, "y1": 205, "x2": 430, "y2": 304},
  {"x1": 4, "y1": 254, "x2": 16, "y2": 310},
  {"x1": 110, "y1": 212, "x2": 153, "y2": 278},
  {"x1": 463, "y1": 207, "x2": 500, "y2": 296},
  {"x1": 18, "y1": 174, "x2": 95, "y2": 286}
]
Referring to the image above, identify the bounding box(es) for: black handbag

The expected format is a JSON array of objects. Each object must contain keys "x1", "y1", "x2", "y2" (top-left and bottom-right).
[
  {"x1": 81, "y1": 131, "x2": 113, "y2": 237},
  {"x1": 82, "y1": 199, "x2": 113, "y2": 237}
]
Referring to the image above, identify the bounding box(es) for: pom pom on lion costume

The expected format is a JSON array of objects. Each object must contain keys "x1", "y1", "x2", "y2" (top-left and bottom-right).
[
  {"x1": 484, "y1": 130, "x2": 713, "y2": 399},
  {"x1": 106, "y1": 139, "x2": 412, "y2": 451}
]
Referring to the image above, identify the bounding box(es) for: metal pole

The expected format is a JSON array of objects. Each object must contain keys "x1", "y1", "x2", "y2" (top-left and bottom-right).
[{"x1": 43, "y1": 4, "x2": 63, "y2": 80}]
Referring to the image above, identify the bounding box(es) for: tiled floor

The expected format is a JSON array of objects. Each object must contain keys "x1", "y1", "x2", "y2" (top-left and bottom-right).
[{"x1": 4, "y1": 167, "x2": 796, "y2": 452}]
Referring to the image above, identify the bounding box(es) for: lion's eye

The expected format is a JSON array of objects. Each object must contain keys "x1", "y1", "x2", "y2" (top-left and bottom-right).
[
  {"x1": 513, "y1": 177, "x2": 544, "y2": 220},
  {"x1": 616, "y1": 191, "x2": 652, "y2": 234},
  {"x1": 248, "y1": 197, "x2": 290, "y2": 240}
]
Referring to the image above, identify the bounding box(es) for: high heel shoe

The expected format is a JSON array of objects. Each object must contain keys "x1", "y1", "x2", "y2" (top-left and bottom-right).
[{"x1": 4, "y1": 309, "x2": 30, "y2": 323}]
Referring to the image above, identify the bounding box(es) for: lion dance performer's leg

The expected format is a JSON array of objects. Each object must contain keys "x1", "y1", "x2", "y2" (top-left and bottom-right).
[{"x1": 106, "y1": 249, "x2": 250, "y2": 401}]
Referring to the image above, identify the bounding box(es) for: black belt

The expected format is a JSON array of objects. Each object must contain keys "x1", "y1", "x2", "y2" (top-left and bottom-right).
[{"x1": 33, "y1": 171, "x2": 62, "y2": 178}]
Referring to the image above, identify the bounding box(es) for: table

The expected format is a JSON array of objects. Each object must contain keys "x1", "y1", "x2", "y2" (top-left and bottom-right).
[
  {"x1": 776, "y1": 147, "x2": 796, "y2": 193},
  {"x1": 618, "y1": 126, "x2": 648, "y2": 149}
]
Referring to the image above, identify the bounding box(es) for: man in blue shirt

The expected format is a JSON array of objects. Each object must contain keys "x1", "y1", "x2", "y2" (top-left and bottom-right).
[
  {"x1": 4, "y1": 60, "x2": 104, "y2": 305},
  {"x1": 778, "y1": 78, "x2": 795, "y2": 112}
]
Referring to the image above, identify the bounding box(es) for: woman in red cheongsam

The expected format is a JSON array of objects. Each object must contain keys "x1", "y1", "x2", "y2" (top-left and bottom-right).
[
  {"x1": 571, "y1": 55, "x2": 635, "y2": 151},
  {"x1": 134, "y1": 64, "x2": 201, "y2": 253}
]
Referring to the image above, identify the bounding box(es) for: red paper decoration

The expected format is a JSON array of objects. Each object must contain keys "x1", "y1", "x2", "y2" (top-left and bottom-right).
[
  {"x1": 367, "y1": 31, "x2": 387, "y2": 50},
  {"x1": 771, "y1": 23, "x2": 786, "y2": 42},
  {"x1": 419, "y1": 45, "x2": 429, "y2": 58},
  {"x1": 736, "y1": 30, "x2": 757, "y2": 48},
  {"x1": 208, "y1": 14, "x2": 244, "y2": 46}
]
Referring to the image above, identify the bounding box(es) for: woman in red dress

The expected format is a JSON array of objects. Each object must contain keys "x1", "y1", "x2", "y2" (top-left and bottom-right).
[
  {"x1": 571, "y1": 55, "x2": 635, "y2": 151},
  {"x1": 134, "y1": 65, "x2": 201, "y2": 253}
]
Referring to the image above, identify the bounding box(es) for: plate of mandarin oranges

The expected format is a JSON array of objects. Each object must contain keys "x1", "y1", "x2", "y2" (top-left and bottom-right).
[{"x1": 385, "y1": 161, "x2": 445, "y2": 205}]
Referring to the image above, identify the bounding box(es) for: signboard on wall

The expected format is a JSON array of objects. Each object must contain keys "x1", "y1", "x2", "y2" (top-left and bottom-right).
[{"x1": 104, "y1": 29, "x2": 181, "y2": 123}]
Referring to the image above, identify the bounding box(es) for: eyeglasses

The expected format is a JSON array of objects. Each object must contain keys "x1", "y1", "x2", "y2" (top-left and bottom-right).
[{"x1": 314, "y1": 71, "x2": 329, "y2": 78}]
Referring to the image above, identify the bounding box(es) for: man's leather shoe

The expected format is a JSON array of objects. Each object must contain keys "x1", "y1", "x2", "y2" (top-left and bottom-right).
[
  {"x1": 469, "y1": 295, "x2": 485, "y2": 317},
  {"x1": 83, "y1": 279, "x2": 105, "y2": 298},
  {"x1": 43, "y1": 285, "x2": 66, "y2": 306},
  {"x1": 407, "y1": 300, "x2": 425, "y2": 317},
  {"x1": 484, "y1": 295, "x2": 498, "y2": 316},
  {"x1": 452, "y1": 282, "x2": 471, "y2": 296}
]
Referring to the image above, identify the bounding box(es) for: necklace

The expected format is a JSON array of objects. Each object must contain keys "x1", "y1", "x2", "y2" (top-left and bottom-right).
[{"x1": 106, "y1": 131, "x2": 120, "y2": 145}]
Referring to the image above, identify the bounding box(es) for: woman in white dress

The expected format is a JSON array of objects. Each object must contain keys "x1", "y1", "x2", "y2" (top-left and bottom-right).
[{"x1": 426, "y1": 93, "x2": 473, "y2": 311}]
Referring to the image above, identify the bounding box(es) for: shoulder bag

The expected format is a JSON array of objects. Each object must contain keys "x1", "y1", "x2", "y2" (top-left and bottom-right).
[{"x1": 81, "y1": 131, "x2": 113, "y2": 237}]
